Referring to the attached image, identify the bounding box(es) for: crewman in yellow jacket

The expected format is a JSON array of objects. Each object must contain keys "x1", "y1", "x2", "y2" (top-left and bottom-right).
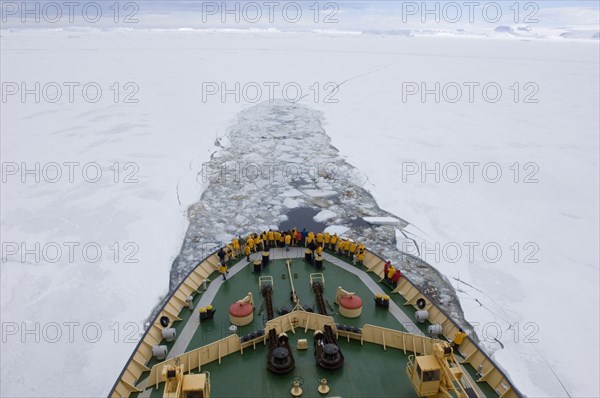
[
  {"x1": 306, "y1": 231, "x2": 315, "y2": 247},
  {"x1": 450, "y1": 329, "x2": 467, "y2": 352},
  {"x1": 355, "y1": 249, "x2": 365, "y2": 266},
  {"x1": 244, "y1": 243, "x2": 252, "y2": 262},
  {"x1": 336, "y1": 239, "x2": 343, "y2": 255},
  {"x1": 274, "y1": 231, "x2": 282, "y2": 247},
  {"x1": 316, "y1": 232, "x2": 324, "y2": 246},
  {"x1": 219, "y1": 263, "x2": 228, "y2": 281},
  {"x1": 290, "y1": 228, "x2": 297, "y2": 246},
  {"x1": 349, "y1": 241, "x2": 357, "y2": 256},
  {"x1": 335, "y1": 238, "x2": 343, "y2": 254},
  {"x1": 315, "y1": 245, "x2": 323, "y2": 256},
  {"x1": 267, "y1": 230, "x2": 275, "y2": 248},
  {"x1": 345, "y1": 240, "x2": 352, "y2": 256},
  {"x1": 387, "y1": 265, "x2": 396, "y2": 280},
  {"x1": 330, "y1": 233, "x2": 338, "y2": 250},
  {"x1": 232, "y1": 237, "x2": 240, "y2": 256},
  {"x1": 225, "y1": 244, "x2": 235, "y2": 261},
  {"x1": 246, "y1": 236, "x2": 254, "y2": 252},
  {"x1": 254, "y1": 234, "x2": 263, "y2": 252}
]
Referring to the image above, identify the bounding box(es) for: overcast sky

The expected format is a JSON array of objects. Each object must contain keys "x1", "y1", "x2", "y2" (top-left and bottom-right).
[{"x1": 1, "y1": 1, "x2": 598, "y2": 30}]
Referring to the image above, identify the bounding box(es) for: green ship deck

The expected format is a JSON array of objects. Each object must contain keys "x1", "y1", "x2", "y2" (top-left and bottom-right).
[{"x1": 127, "y1": 248, "x2": 499, "y2": 398}]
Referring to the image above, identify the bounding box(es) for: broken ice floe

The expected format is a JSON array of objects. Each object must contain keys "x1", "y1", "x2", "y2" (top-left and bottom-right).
[
  {"x1": 283, "y1": 197, "x2": 299, "y2": 209},
  {"x1": 363, "y1": 216, "x2": 401, "y2": 225},
  {"x1": 303, "y1": 189, "x2": 337, "y2": 198},
  {"x1": 314, "y1": 209, "x2": 336, "y2": 222},
  {"x1": 324, "y1": 225, "x2": 350, "y2": 236}
]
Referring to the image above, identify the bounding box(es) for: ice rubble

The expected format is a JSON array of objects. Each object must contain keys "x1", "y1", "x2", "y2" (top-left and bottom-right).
[{"x1": 156, "y1": 101, "x2": 472, "y2": 335}]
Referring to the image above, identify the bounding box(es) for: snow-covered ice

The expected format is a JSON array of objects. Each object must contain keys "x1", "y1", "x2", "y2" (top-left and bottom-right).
[
  {"x1": 324, "y1": 225, "x2": 351, "y2": 236},
  {"x1": 1, "y1": 26, "x2": 598, "y2": 398},
  {"x1": 314, "y1": 209, "x2": 337, "y2": 222},
  {"x1": 363, "y1": 216, "x2": 401, "y2": 225},
  {"x1": 395, "y1": 228, "x2": 419, "y2": 255},
  {"x1": 283, "y1": 197, "x2": 300, "y2": 209}
]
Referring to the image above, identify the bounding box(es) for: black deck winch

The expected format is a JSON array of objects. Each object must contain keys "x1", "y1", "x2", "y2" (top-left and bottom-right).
[
  {"x1": 267, "y1": 329, "x2": 295, "y2": 374},
  {"x1": 313, "y1": 326, "x2": 344, "y2": 371}
]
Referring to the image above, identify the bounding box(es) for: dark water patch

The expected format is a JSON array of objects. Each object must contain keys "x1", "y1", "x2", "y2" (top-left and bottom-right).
[
  {"x1": 279, "y1": 207, "x2": 327, "y2": 233},
  {"x1": 345, "y1": 216, "x2": 370, "y2": 229}
]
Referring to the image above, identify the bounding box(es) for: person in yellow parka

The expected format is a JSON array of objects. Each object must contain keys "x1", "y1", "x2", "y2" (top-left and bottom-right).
[
  {"x1": 324, "y1": 232, "x2": 331, "y2": 248},
  {"x1": 330, "y1": 233, "x2": 338, "y2": 251},
  {"x1": 334, "y1": 238, "x2": 341, "y2": 253},
  {"x1": 284, "y1": 233, "x2": 292, "y2": 247},
  {"x1": 349, "y1": 241, "x2": 357, "y2": 256},
  {"x1": 355, "y1": 249, "x2": 365, "y2": 266},
  {"x1": 387, "y1": 265, "x2": 396, "y2": 280},
  {"x1": 450, "y1": 328, "x2": 467, "y2": 352},
  {"x1": 278, "y1": 232, "x2": 285, "y2": 247},
  {"x1": 267, "y1": 229, "x2": 275, "y2": 248},
  {"x1": 341, "y1": 239, "x2": 349, "y2": 256},
  {"x1": 247, "y1": 236, "x2": 255, "y2": 253},
  {"x1": 316, "y1": 232, "x2": 324, "y2": 246},
  {"x1": 335, "y1": 238, "x2": 344, "y2": 254},
  {"x1": 244, "y1": 243, "x2": 252, "y2": 262},
  {"x1": 219, "y1": 263, "x2": 228, "y2": 281},
  {"x1": 253, "y1": 234, "x2": 262, "y2": 252},
  {"x1": 306, "y1": 231, "x2": 315, "y2": 247},
  {"x1": 290, "y1": 228, "x2": 297, "y2": 246},
  {"x1": 232, "y1": 237, "x2": 240, "y2": 256},
  {"x1": 315, "y1": 245, "x2": 323, "y2": 257},
  {"x1": 274, "y1": 230, "x2": 282, "y2": 247},
  {"x1": 225, "y1": 244, "x2": 234, "y2": 261}
]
